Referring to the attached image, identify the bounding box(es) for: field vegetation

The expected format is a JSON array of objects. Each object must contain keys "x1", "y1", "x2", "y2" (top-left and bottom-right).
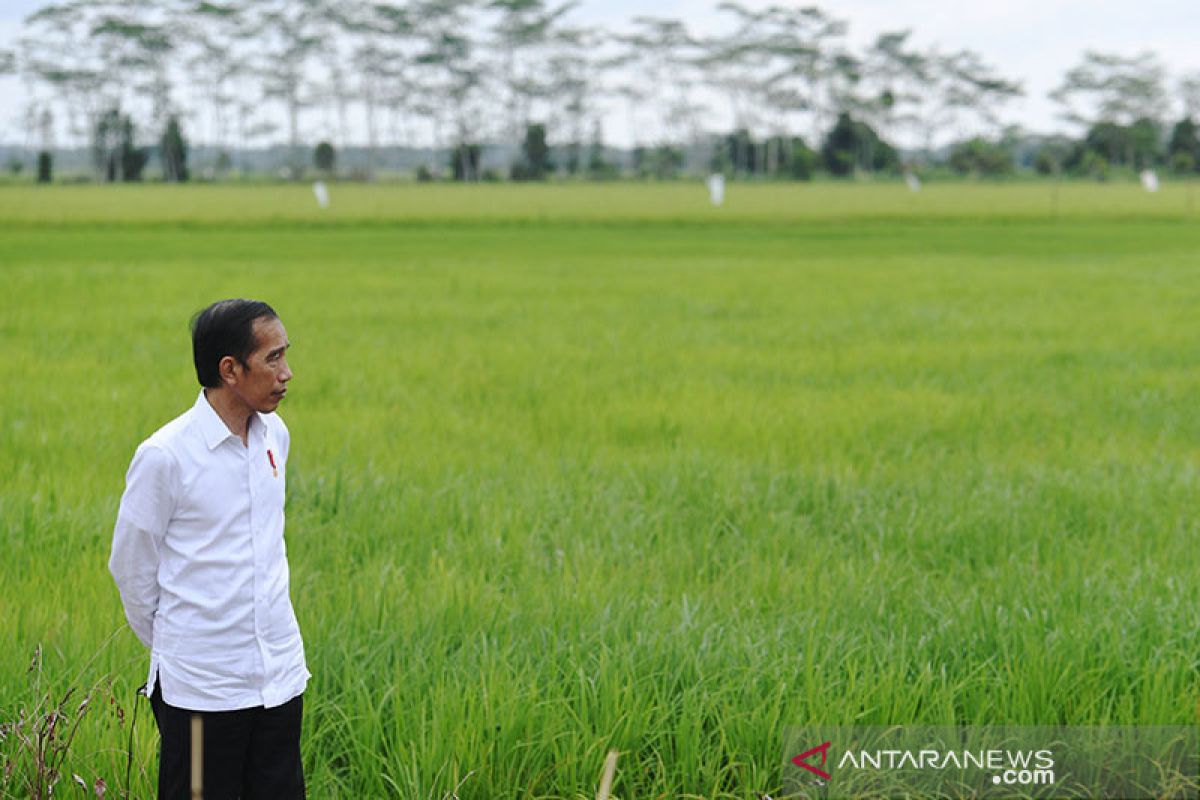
[{"x1": 1, "y1": 182, "x2": 1199, "y2": 798}]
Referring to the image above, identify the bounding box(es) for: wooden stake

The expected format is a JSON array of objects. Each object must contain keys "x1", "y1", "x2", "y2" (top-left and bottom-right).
[
  {"x1": 190, "y1": 714, "x2": 203, "y2": 800},
  {"x1": 596, "y1": 749, "x2": 619, "y2": 800}
]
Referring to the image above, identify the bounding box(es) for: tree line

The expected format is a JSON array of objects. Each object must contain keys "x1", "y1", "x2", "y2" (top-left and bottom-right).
[{"x1": 3, "y1": 0, "x2": 1199, "y2": 182}]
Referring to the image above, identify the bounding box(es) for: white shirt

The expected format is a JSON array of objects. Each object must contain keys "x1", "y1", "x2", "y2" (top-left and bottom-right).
[{"x1": 109, "y1": 390, "x2": 310, "y2": 711}]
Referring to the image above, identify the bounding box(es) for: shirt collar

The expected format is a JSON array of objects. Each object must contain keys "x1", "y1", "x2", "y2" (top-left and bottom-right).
[{"x1": 194, "y1": 389, "x2": 267, "y2": 450}]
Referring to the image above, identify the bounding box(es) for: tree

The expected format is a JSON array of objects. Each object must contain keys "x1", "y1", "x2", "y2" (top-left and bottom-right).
[
  {"x1": 948, "y1": 137, "x2": 1013, "y2": 176},
  {"x1": 19, "y1": 3, "x2": 108, "y2": 173},
  {"x1": 488, "y1": 0, "x2": 576, "y2": 146},
  {"x1": 927, "y1": 49, "x2": 1022, "y2": 146},
  {"x1": 450, "y1": 142, "x2": 480, "y2": 180},
  {"x1": 1168, "y1": 118, "x2": 1200, "y2": 174},
  {"x1": 160, "y1": 115, "x2": 188, "y2": 182},
  {"x1": 178, "y1": 1, "x2": 249, "y2": 167},
  {"x1": 861, "y1": 31, "x2": 928, "y2": 151},
  {"x1": 821, "y1": 111, "x2": 897, "y2": 176},
  {"x1": 337, "y1": 1, "x2": 414, "y2": 180},
  {"x1": 1180, "y1": 72, "x2": 1200, "y2": 123},
  {"x1": 314, "y1": 140, "x2": 336, "y2": 173},
  {"x1": 411, "y1": 0, "x2": 487, "y2": 181},
  {"x1": 1080, "y1": 119, "x2": 1161, "y2": 169},
  {"x1": 88, "y1": 11, "x2": 176, "y2": 135},
  {"x1": 37, "y1": 151, "x2": 52, "y2": 183},
  {"x1": 617, "y1": 17, "x2": 704, "y2": 148},
  {"x1": 93, "y1": 108, "x2": 147, "y2": 182},
  {"x1": 249, "y1": 0, "x2": 327, "y2": 178},
  {"x1": 1050, "y1": 51, "x2": 1167, "y2": 129},
  {"x1": 512, "y1": 122, "x2": 551, "y2": 179}
]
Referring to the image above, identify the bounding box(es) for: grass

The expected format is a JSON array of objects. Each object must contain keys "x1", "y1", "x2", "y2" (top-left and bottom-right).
[{"x1": 1, "y1": 182, "x2": 1199, "y2": 798}]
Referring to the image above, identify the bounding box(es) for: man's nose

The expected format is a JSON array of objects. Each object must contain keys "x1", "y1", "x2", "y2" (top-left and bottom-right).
[{"x1": 279, "y1": 358, "x2": 293, "y2": 383}]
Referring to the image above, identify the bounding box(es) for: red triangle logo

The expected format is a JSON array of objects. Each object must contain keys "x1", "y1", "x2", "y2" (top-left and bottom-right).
[{"x1": 792, "y1": 741, "x2": 832, "y2": 781}]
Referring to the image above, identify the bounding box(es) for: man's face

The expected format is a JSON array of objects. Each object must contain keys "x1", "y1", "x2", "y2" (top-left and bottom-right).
[{"x1": 230, "y1": 316, "x2": 292, "y2": 414}]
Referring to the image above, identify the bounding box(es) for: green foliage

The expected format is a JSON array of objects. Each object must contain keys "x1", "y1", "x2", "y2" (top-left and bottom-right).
[
  {"x1": 821, "y1": 112, "x2": 898, "y2": 177},
  {"x1": 313, "y1": 141, "x2": 335, "y2": 174},
  {"x1": 160, "y1": 116, "x2": 189, "y2": 183},
  {"x1": 713, "y1": 131, "x2": 815, "y2": 180},
  {"x1": 1082, "y1": 118, "x2": 1161, "y2": 170},
  {"x1": 789, "y1": 137, "x2": 817, "y2": 180},
  {"x1": 1170, "y1": 152, "x2": 1195, "y2": 175},
  {"x1": 586, "y1": 123, "x2": 615, "y2": 180},
  {"x1": 36, "y1": 152, "x2": 51, "y2": 184},
  {"x1": 92, "y1": 109, "x2": 147, "y2": 183},
  {"x1": 512, "y1": 123, "x2": 551, "y2": 181},
  {"x1": 2, "y1": 184, "x2": 1200, "y2": 797},
  {"x1": 631, "y1": 144, "x2": 684, "y2": 179},
  {"x1": 1167, "y1": 118, "x2": 1200, "y2": 174},
  {"x1": 948, "y1": 137, "x2": 1014, "y2": 177},
  {"x1": 451, "y1": 143, "x2": 481, "y2": 181}
]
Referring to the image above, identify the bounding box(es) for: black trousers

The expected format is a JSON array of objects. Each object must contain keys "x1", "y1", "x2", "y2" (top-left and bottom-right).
[{"x1": 149, "y1": 679, "x2": 305, "y2": 800}]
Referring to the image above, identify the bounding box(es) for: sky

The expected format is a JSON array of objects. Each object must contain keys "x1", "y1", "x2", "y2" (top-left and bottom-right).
[{"x1": 1, "y1": 0, "x2": 1197, "y2": 148}]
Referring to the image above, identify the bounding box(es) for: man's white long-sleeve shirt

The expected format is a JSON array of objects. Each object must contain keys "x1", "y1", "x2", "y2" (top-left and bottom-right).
[{"x1": 109, "y1": 390, "x2": 310, "y2": 711}]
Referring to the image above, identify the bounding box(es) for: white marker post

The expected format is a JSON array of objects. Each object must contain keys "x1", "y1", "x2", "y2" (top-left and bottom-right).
[
  {"x1": 312, "y1": 180, "x2": 330, "y2": 208},
  {"x1": 596, "y1": 750, "x2": 619, "y2": 800},
  {"x1": 707, "y1": 173, "x2": 725, "y2": 207},
  {"x1": 904, "y1": 172, "x2": 921, "y2": 193},
  {"x1": 1140, "y1": 170, "x2": 1159, "y2": 193}
]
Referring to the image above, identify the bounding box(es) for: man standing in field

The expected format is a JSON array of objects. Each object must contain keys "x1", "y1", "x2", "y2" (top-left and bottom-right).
[{"x1": 109, "y1": 299, "x2": 308, "y2": 799}]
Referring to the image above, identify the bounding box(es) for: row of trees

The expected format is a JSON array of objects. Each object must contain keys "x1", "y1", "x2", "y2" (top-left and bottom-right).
[{"x1": 3, "y1": 1, "x2": 1199, "y2": 182}]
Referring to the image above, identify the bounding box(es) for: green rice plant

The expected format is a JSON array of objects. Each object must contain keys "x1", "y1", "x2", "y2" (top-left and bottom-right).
[{"x1": 2, "y1": 183, "x2": 1199, "y2": 797}]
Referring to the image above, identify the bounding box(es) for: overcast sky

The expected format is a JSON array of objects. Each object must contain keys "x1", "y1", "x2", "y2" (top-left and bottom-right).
[{"x1": 2, "y1": 0, "x2": 1197, "y2": 147}]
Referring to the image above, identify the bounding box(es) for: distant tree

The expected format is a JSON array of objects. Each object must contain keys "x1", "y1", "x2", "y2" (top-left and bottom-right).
[
  {"x1": 160, "y1": 115, "x2": 189, "y2": 182},
  {"x1": 178, "y1": 1, "x2": 248, "y2": 165},
  {"x1": 926, "y1": 48, "x2": 1022, "y2": 146},
  {"x1": 19, "y1": 3, "x2": 107, "y2": 171},
  {"x1": 948, "y1": 137, "x2": 1013, "y2": 176},
  {"x1": 1083, "y1": 118, "x2": 1161, "y2": 169},
  {"x1": 249, "y1": 0, "x2": 326, "y2": 178},
  {"x1": 632, "y1": 143, "x2": 683, "y2": 179},
  {"x1": 314, "y1": 140, "x2": 336, "y2": 173},
  {"x1": 488, "y1": 0, "x2": 576, "y2": 146},
  {"x1": 586, "y1": 119, "x2": 615, "y2": 179},
  {"x1": 1167, "y1": 118, "x2": 1200, "y2": 173},
  {"x1": 1032, "y1": 138, "x2": 1072, "y2": 176},
  {"x1": 723, "y1": 128, "x2": 757, "y2": 177},
  {"x1": 450, "y1": 142, "x2": 480, "y2": 180},
  {"x1": 37, "y1": 151, "x2": 52, "y2": 183},
  {"x1": 512, "y1": 122, "x2": 551, "y2": 179},
  {"x1": 339, "y1": 1, "x2": 414, "y2": 181},
  {"x1": 1180, "y1": 72, "x2": 1200, "y2": 123},
  {"x1": 545, "y1": 27, "x2": 602, "y2": 173},
  {"x1": 618, "y1": 17, "x2": 704, "y2": 148},
  {"x1": 861, "y1": 30, "x2": 928, "y2": 149},
  {"x1": 1050, "y1": 51, "x2": 1167, "y2": 130},
  {"x1": 94, "y1": 108, "x2": 147, "y2": 182},
  {"x1": 411, "y1": 0, "x2": 487, "y2": 181},
  {"x1": 821, "y1": 111, "x2": 897, "y2": 176},
  {"x1": 789, "y1": 137, "x2": 817, "y2": 180}
]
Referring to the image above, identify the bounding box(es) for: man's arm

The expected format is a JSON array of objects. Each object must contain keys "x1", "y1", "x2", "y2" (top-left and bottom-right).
[{"x1": 109, "y1": 443, "x2": 176, "y2": 648}]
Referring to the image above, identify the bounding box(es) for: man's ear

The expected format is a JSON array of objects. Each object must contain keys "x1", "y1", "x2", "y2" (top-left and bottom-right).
[{"x1": 218, "y1": 355, "x2": 240, "y2": 387}]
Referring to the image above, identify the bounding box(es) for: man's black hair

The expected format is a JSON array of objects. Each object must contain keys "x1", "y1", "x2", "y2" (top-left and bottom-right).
[{"x1": 191, "y1": 299, "x2": 278, "y2": 388}]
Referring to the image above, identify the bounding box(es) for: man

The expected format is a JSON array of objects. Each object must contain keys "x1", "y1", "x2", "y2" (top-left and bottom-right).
[{"x1": 109, "y1": 299, "x2": 309, "y2": 799}]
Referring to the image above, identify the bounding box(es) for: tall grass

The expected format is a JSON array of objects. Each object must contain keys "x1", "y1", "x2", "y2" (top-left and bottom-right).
[{"x1": 1, "y1": 184, "x2": 1198, "y2": 797}]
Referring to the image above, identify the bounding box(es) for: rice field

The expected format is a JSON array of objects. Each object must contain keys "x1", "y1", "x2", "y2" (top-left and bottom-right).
[{"x1": 1, "y1": 181, "x2": 1199, "y2": 798}]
